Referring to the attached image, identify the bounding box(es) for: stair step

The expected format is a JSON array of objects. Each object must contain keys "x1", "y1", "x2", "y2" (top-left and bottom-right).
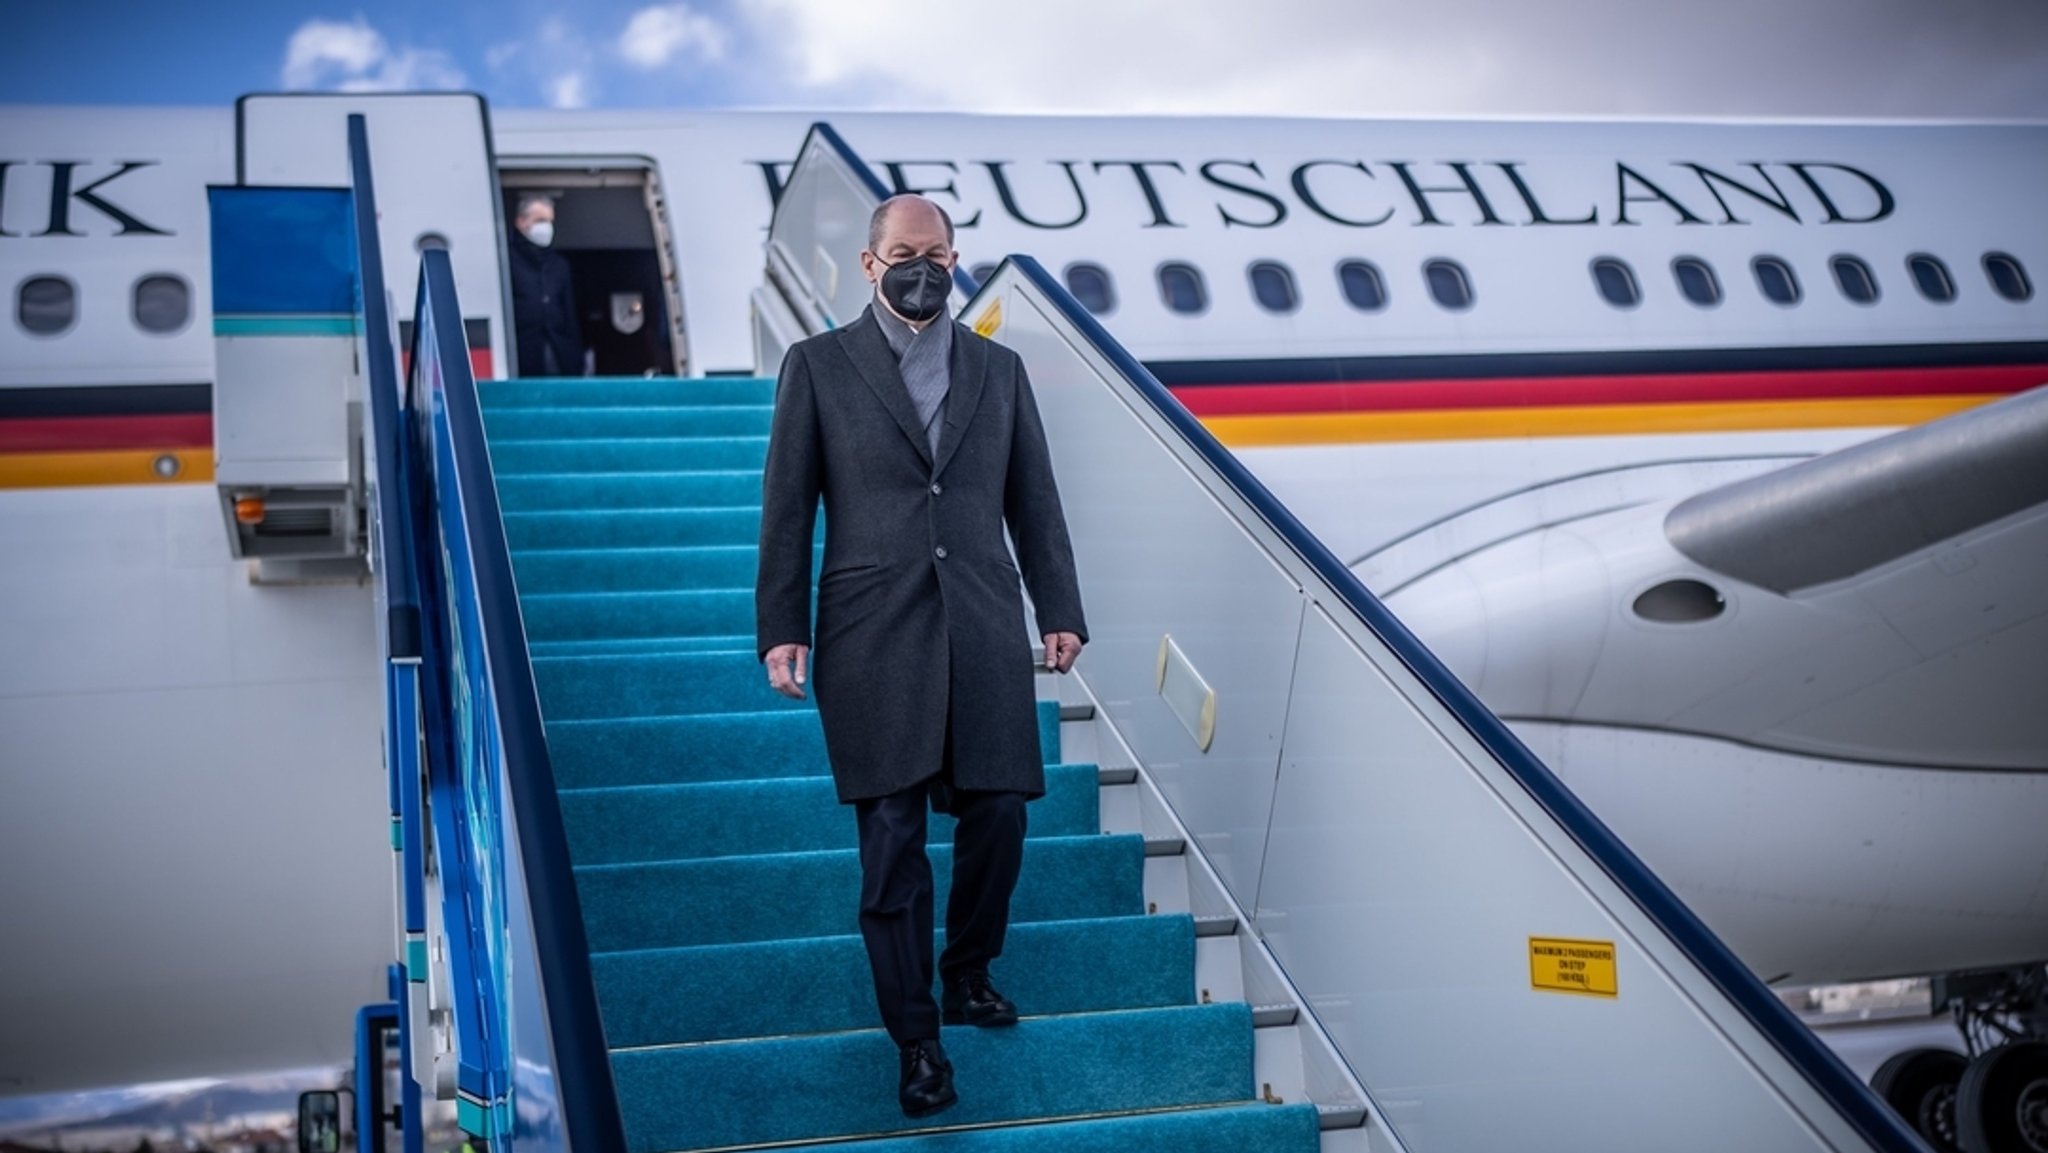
[
  {"x1": 1250, "y1": 1003, "x2": 1299, "y2": 1028},
  {"x1": 512, "y1": 545, "x2": 767, "y2": 594},
  {"x1": 560, "y1": 762, "x2": 1103, "y2": 864},
  {"x1": 1097, "y1": 767, "x2": 1138, "y2": 786},
  {"x1": 1193, "y1": 915, "x2": 1239, "y2": 938},
  {"x1": 505, "y1": 506, "x2": 761, "y2": 550},
  {"x1": 594, "y1": 914, "x2": 1195, "y2": 1048},
  {"x1": 536, "y1": 650, "x2": 809, "y2": 719},
  {"x1": 544, "y1": 701, "x2": 1065, "y2": 789},
  {"x1": 483, "y1": 405, "x2": 771, "y2": 441},
  {"x1": 529, "y1": 635, "x2": 758, "y2": 658},
  {"x1": 497, "y1": 470, "x2": 762, "y2": 512},
  {"x1": 522, "y1": 588, "x2": 754, "y2": 644},
  {"x1": 575, "y1": 834, "x2": 1145, "y2": 952},
  {"x1": 609, "y1": 1003, "x2": 1256, "y2": 1153},
  {"x1": 479, "y1": 376, "x2": 773, "y2": 409},
  {"x1": 829, "y1": 1101, "x2": 1323, "y2": 1153},
  {"x1": 490, "y1": 436, "x2": 769, "y2": 475}
]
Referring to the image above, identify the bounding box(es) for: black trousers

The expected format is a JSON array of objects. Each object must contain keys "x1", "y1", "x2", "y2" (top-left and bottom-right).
[{"x1": 853, "y1": 771, "x2": 1028, "y2": 1045}]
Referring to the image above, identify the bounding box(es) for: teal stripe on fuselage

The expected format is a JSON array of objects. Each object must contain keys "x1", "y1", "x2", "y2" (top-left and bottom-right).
[{"x1": 213, "y1": 314, "x2": 361, "y2": 337}]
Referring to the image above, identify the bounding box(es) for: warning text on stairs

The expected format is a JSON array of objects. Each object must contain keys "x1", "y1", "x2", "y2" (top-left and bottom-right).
[{"x1": 1529, "y1": 937, "x2": 1618, "y2": 998}]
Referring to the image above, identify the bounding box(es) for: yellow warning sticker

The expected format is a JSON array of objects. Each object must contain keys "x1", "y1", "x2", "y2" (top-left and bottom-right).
[
  {"x1": 1529, "y1": 937, "x2": 1618, "y2": 998},
  {"x1": 972, "y1": 299, "x2": 1003, "y2": 338}
]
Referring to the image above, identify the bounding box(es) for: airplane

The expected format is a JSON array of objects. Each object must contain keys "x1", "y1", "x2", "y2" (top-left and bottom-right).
[{"x1": 1, "y1": 94, "x2": 2042, "y2": 1150}]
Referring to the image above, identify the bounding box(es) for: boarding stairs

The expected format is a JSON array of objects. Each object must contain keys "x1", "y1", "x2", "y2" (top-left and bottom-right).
[{"x1": 222, "y1": 106, "x2": 1939, "y2": 1153}]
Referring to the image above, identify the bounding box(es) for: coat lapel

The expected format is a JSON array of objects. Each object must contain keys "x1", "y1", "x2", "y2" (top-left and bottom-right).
[
  {"x1": 837, "y1": 308, "x2": 932, "y2": 466},
  {"x1": 932, "y1": 322, "x2": 987, "y2": 478}
]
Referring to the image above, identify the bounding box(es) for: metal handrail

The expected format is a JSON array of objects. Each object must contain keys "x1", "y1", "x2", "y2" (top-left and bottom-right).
[{"x1": 408, "y1": 248, "x2": 628, "y2": 1153}]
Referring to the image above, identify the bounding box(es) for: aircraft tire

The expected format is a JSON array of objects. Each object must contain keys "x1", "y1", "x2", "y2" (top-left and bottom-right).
[
  {"x1": 1957, "y1": 1041, "x2": 2048, "y2": 1153},
  {"x1": 1872, "y1": 1047, "x2": 1968, "y2": 1153}
]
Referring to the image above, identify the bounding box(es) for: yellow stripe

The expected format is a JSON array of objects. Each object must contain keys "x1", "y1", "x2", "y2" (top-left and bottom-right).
[
  {"x1": 1203, "y1": 395, "x2": 1998, "y2": 447},
  {"x1": 0, "y1": 449, "x2": 215, "y2": 489}
]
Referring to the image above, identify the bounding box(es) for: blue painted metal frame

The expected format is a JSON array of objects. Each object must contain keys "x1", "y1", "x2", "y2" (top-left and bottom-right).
[
  {"x1": 409, "y1": 247, "x2": 627, "y2": 1153},
  {"x1": 350, "y1": 118, "x2": 427, "y2": 1153},
  {"x1": 804, "y1": 121, "x2": 892, "y2": 201},
  {"x1": 976, "y1": 254, "x2": 1929, "y2": 1153}
]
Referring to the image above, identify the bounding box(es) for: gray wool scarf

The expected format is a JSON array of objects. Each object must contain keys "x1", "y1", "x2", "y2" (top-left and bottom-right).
[{"x1": 876, "y1": 302, "x2": 953, "y2": 455}]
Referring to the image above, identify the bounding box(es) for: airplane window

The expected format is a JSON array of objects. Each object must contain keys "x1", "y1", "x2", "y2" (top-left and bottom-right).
[
  {"x1": 1590, "y1": 258, "x2": 1640, "y2": 308},
  {"x1": 969, "y1": 262, "x2": 998, "y2": 287},
  {"x1": 1906, "y1": 255, "x2": 1955, "y2": 303},
  {"x1": 1063, "y1": 262, "x2": 1116, "y2": 315},
  {"x1": 1424, "y1": 259, "x2": 1473, "y2": 311},
  {"x1": 1983, "y1": 252, "x2": 2033, "y2": 302},
  {"x1": 1337, "y1": 260, "x2": 1387, "y2": 312},
  {"x1": 1156, "y1": 262, "x2": 1208, "y2": 314},
  {"x1": 17, "y1": 275, "x2": 76, "y2": 336},
  {"x1": 1752, "y1": 257, "x2": 1801, "y2": 306},
  {"x1": 1248, "y1": 261, "x2": 1299, "y2": 314},
  {"x1": 1831, "y1": 255, "x2": 1880, "y2": 305},
  {"x1": 133, "y1": 274, "x2": 191, "y2": 334},
  {"x1": 1672, "y1": 257, "x2": 1721, "y2": 307}
]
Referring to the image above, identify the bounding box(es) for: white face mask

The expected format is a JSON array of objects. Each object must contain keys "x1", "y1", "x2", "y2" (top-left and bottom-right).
[{"x1": 522, "y1": 220, "x2": 555, "y2": 248}]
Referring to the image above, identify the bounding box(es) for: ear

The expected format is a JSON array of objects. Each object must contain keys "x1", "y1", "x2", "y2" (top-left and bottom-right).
[
  {"x1": 860, "y1": 250, "x2": 881, "y2": 284},
  {"x1": 942, "y1": 249, "x2": 959, "y2": 270}
]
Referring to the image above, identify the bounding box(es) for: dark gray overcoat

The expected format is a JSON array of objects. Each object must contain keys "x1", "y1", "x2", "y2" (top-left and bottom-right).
[{"x1": 755, "y1": 307, "x2": 1088, "y2": 803}]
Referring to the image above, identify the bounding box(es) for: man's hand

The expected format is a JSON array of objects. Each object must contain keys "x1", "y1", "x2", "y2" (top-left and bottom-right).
[
  {"x1": 765, "y1": 643, "x2": 810, "y2": 699},
  {"x1": 1043, "y1": 631, "x2": 1083, "y2": 674}
]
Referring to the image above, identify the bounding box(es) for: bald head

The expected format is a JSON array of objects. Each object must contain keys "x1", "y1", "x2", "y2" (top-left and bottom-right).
[{"x1": 868, "y1": 195, "x2": 955, "y2": 253}]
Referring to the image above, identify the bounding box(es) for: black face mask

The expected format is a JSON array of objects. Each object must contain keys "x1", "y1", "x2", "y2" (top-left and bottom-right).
[{"x1": 874, "y1": 254, "x2": 952, "y2": 323}]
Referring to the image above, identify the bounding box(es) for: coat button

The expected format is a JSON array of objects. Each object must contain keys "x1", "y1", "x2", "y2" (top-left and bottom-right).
[
  {"x1": 934, "y1": 546, "x2": 948, "y2": 559},
  {"x1": 930, "y1": 483, "x2": 943, "y2": 495}
]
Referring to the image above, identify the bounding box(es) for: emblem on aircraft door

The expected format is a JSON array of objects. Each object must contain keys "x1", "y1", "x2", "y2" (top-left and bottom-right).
[{"x1": 610, "y1": 293, "x2": 645, "y2": 335}]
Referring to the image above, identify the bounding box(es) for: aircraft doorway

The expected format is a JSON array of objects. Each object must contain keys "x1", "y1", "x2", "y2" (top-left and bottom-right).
[{"x1": 499, "y1": 164, "x2": 687, "y2": 377}]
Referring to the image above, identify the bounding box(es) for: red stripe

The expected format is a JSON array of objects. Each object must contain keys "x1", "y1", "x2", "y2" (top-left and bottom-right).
[
  {"x1": 0, "y1": 414, "x2": 213, "y2": 453},
  {"x1": 1168, "y1": 364, "x2": 2048, "y2": 418}
]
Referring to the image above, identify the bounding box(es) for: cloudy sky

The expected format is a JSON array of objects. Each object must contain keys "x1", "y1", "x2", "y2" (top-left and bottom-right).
[{"x1": 5, "y1": 0, "x2": 2047, "y2": 119}]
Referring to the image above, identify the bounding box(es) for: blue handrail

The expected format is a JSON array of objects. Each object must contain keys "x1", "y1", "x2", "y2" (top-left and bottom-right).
[
  {"x1": 408, "y1": 249, "x2": 628, "y2": 1153},
  {"x1": 348, "y1": 115, "x2": 419, "y2": 661},
  {"x1": 978, "y1": 254, "x2": 1928, "y2": 1153}
]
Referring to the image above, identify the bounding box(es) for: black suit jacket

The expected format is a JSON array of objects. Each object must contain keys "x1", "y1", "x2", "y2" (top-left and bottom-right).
[{"x1": 756, "y1": 307, "x2": 1087, "y2": 802}]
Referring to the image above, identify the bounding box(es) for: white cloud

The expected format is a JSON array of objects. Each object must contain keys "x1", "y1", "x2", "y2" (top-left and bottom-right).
[
  {"x1": 548, "y1": 71, "x2": 592, "y2": 109},
  {"x1": 620, "y1": 4, "x2": 731, "y2": 69},
  {"x1": 734, "y1": 0, "x2": 2048, "y2": 119},
  {"x1": 485, "y1": 40, "x2": 522, "y2": 72},
  {"x1": 279, "y1": 16, "x2": 467, "y2": 94}
]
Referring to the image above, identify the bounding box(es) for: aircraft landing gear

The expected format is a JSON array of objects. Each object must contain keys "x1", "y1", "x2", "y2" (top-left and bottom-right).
[
  {"x1": 1912, "y1": 966, "x2": 2048, "y2": 1153},
  {"x1": 1872, "y1": 1048, "x2": 1966, "y2": 1152}
]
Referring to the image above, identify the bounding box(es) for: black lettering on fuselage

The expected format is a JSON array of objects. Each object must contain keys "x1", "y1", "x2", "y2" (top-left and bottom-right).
[
  {"x1": 1385, "y1": 160, "x2": 1506, "y2": 226},
  {"x1": 1092, "y1": 161, "x2": 1187, "y2": 228},
  {"x1": 1681, "y1": 162, "x2": 1800, "y2": 224},
  {"x1": 1784, "y1": 161, "x2": 1896, "y2": 224},
  {"x1": 1290, "y1": 160, "x2": 1394, "y2": 228},
  {"x1": 0, "y1": 161, "x2": 18, "y2": 237},
  {"x1": 981, "y1": 161, "x2": 1090, "y2": 229},
  {"x1": 1198, "y1": 160, "x2": 1288, "y2": 228},
  {"x1": 34, "y1": 161, "x2": 170, "y2": 236},
  {"x1": 1492, "y1": 161, "x2": 1598, "y2": 225},
  {"x1": 1614, "y1": 162, "x2": 1707, "y2": 226}
]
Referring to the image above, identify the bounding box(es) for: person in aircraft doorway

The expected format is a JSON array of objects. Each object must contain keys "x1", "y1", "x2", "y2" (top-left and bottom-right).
[
  {"x1": 756, "y1": 194, "x2": 1088, "y2": 1120},
  {"x1": 507, "y1": 193, "x2": 586, "y2": 377}
]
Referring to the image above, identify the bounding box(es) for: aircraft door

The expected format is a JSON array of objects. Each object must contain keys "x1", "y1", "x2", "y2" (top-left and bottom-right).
[{"x1": 499, "y1": 164, "x2": 687, "y2": 377}]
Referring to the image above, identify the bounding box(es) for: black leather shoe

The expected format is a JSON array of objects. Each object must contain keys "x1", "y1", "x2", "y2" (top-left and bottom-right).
[
  {"x1": 942, "y1": 971, "x2": 1019, "y2": 1027},
  {"x1": 899, "y1": 1038, "x2": 957, "y2": 1119}
]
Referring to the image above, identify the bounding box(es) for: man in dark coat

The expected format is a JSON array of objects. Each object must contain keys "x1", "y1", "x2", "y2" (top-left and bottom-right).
[
  {"x1": 506, "y1": 193, "x2": 584, "y2": 377},
  {"x1": 756, "y1": 195, "x2": 1087, "y2": 1120}
]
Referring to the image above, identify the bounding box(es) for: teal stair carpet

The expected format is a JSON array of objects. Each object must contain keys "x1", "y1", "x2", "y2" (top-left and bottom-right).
[{"x1": 480, "y1": 375, "x2": 1321, "y2": 1152}]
